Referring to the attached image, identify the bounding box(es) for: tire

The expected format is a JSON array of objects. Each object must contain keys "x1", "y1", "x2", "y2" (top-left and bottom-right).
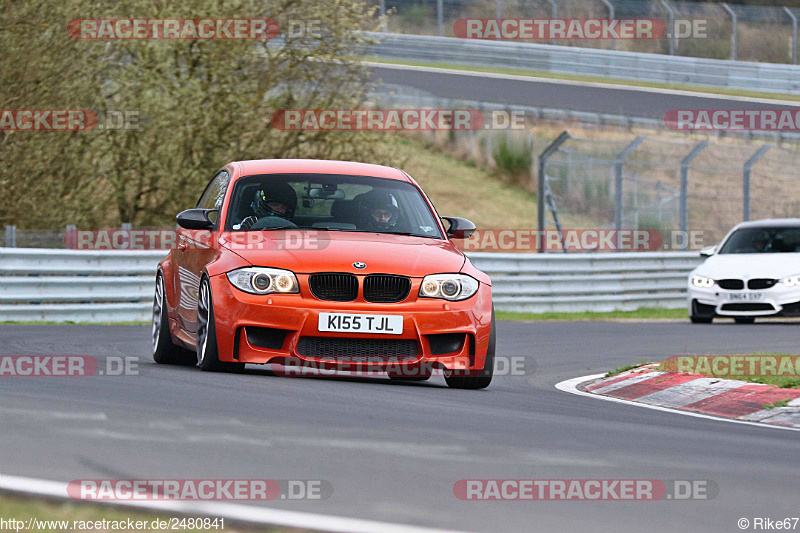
[
  {"x1": 690, "y1": 300, "x2": 714, "y2": 324},
  {"x1": 734, "y1": 317, "x2": 755, "y2": 324},
  {"x1": 445, "y1": 307, "x2": 495, "y2": 390},
  {"x1": 197, "y1": 276, "x2": 245, "y2": 373},
  {"x1": 152, "y1": 273, "x2": 195, "y2": 365}
]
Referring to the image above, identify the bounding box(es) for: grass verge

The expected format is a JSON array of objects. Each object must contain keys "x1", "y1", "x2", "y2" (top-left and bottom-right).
[
  {"x1": 367, "y1": 57, "x2": 800, "y2": 102},
  {"x1": 605, "y1": 362, "x2": 651, "y2": 378},
  {"x1": 496, "y1": 307, "x2": 686, "y2": 322}
]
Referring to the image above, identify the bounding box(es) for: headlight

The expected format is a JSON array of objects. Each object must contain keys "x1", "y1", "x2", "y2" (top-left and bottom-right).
[
  {"x1": 782, "y1": 274, "x2": 800, "y2": 287},
  {"x1": 419, "y1": 274, "x2": 479, "y2": 301},
  {"x1": 691, "y1": 275, "x2": 715, "y2": 288},
  {"x1": 226, "y1": 267, "x2": 299, "y2": 295}
]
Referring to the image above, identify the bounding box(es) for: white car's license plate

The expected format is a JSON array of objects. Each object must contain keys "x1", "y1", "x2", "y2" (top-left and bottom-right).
[
  {"x1": 318, "y1": 313, "x2": 403, "y2": 335},
  {"x1": 728, "y1": 292, "x2": 764, "y2": 302}
]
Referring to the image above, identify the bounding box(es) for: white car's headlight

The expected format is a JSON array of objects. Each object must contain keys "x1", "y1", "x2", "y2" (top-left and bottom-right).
[
  {"x1": 226, "y1": 267, "x2": 299, "y2": 295},
  {"x1": 691, "y1": 275, "x2": 715, "y2": 288},
  {"x1": 782, "y1": 274, "x2": 800, "y2": 287},
  {"x1": 419, "y1": 274, "x2": 479, "y2": 301}
]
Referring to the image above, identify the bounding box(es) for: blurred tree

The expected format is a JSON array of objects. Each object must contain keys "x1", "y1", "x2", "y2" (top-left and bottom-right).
[{"x1": 1, "y1": 0, "x2": 391, "y2": 228}]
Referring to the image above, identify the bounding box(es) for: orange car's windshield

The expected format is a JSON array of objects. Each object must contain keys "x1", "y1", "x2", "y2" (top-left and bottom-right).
[{"x1": 225, "y1": 173, "x2": 444, "y2": 239}]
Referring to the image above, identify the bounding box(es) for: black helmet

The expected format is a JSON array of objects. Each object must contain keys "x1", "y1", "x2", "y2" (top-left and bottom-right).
[
  {"x1": 251, "y1": 182, "x2": 297, "y2": 220},
  {"x1": 360, "y1": 190, "x2": 399, "y2": 231}
]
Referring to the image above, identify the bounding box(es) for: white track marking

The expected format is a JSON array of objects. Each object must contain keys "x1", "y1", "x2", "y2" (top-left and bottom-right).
[
  {"x1": 365, "y1": 61, "x2": 800, "y2": 106},
  {"x1": 0, "y1": 473, "x2": 471, "y2": 533},
  {"x1": 555, "y1": 374, "x2": 800, "y2": 433}
]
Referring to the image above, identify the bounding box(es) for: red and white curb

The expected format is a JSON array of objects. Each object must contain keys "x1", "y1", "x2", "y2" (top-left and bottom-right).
[{"x1": 556, "y1": 364, "x2": 800, "y2": 431}]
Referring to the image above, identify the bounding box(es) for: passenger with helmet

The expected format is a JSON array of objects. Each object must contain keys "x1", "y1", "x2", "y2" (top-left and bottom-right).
[
  {"x1": 238, "y1": 182, "x2": 297, "y2": 230},
  {"x1": 359, "y1": 190, "x2": 401, "y2": 232}
]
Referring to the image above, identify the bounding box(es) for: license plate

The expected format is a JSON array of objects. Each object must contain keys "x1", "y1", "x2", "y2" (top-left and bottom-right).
[
  {"x1": 318, "y1": 313, "x2": 403, "y2": 335},
  {"x1": 728, "y1": 292, "x2": 764, "y2": 302}
]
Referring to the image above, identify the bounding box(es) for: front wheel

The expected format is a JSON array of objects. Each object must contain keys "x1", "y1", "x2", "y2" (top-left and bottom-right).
[
  {"x1": 197, "y1": 277, "x2": 245, "y2": 373},
  {"x1": 445, "y1": 307, "x2": 495, "y2": 390},
  {"x1": 152, "y1": 273, "x2": 195, "y2": 365}
]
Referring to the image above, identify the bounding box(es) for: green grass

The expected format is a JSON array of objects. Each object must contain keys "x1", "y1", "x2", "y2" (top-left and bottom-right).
[
  {"x1": 763, "y1": 398, "x2": 792, "y2": 409},
  {"x1": 496, "y1": 307, "x2": 686, "y2": 322},
  {"x1": 605, "y1": 361, "x2": 651, "y2": 378},
  {"x1": 0, "y1": 493, "x2": 284, "y2": 533},
  {"x1": 366, "y1": 57, "x2": 800, "y2": 102}
]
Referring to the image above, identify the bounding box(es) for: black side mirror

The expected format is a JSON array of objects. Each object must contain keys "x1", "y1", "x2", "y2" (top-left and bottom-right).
[
  {"x1": 442, "y1": 216, "x2": 476, "y2": 239},
  {"x1": 176, "y1": 209, "x2": 217, "y2": 230}
]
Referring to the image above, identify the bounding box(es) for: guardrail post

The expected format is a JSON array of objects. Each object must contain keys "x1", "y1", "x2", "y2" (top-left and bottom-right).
[
  {"x1": 659, "y1": 0, "x2": 675, "y2": 55},
  {"x1": 614, "y1": 136, "x2": 646, "y2": 249},
  {"x1": 680, "y1": 141, "x2": 709, "y2": 249},
  {"x1": 722, "y1": 3, "x2": 737, "y2": 60},
  {"x1": 436, "y1": 0, "x2": 444, "y2": 36},
  {"x1": 537, "y1": 131, "x2": 571, "y2": 253},
  {"x1": 65, "y1": 224, "x2": 77, "y2": 250},
  {"x1": 600, "y1": 0, "x2": 616, "y2": 50},
  {"x1": 742, "y1": 145, "x2": 771, "y2": 222},
  {"x1": 4, "y1": 225, "x2": 16, "y2": 248},
  {"x1": 379, "y1": 0, "x2": 387, "y2": 33},
  {"x1": 546, "y1": 0, "x2": 557, "y2": 45},
  {"x1": 785, "y1": 7, "x2": 798, "y2": 64},
  {"x1": 495, "y1": 0, "x2": 502, "y2": 19}
]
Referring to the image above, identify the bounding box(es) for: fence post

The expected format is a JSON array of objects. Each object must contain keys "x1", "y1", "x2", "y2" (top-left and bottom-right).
[
  {"x1": 546, "y1": 0, "x2": 557, "y2": 45},
  {"x1": 537, "y1": 131, "x2": 571, "y2": 252},
  {"x1": 437, "y1": 0, "x2": 444, "y2": 36},
  {"x1": 680, "y1": 141, "x2": 709, "y2": 249},
  {"x1": 614, "y1": 136, "x2": 646, "y2": 249},
  {"x1": 65, "y1": 224, "x2": 77, "y2": 250},
  {"x1": 4, "y1": 225, "x2": 16, "y2": 248},
  {"x1": 722, "y1": 3, "x2": 737, "y2": 60},
  {"x1": 742, "y1": 145, "x2": 771, "y2": 222},
  {"x1": 379, "y1": 0, "x2": 387, "y2": 33},
  {"x1": 600, "y1": 0, "x2": 616, "y2": 50},
  {"x1": 785, "y1": 7, "x2": 798, "y2": 65},
  {"x1": 495, "y1": 0, "x2": 502, "y2": 19},
  {"x1": 659, "y1": 0, "x2": 675, "y2": 55}
]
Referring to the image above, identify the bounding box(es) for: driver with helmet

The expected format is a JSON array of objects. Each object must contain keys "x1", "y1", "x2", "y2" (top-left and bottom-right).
[
  {"x1": 359, "y1": 190, "x2": 401, "y2": 232},
  {"x1": 238, "y1": 182, "x2": 297, "y2": 230}
]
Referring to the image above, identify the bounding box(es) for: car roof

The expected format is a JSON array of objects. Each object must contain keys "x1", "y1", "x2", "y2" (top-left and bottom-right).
[
  {"x1": 732, "y1": 218, "x2": 800, "y2": 229},
  {"x1": 231, "y1": 159, "x2": 411, "y2": 182}
]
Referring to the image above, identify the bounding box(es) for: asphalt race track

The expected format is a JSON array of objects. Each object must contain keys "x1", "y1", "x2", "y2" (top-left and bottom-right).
[
  {"x1": 368, "y1": 64, "x2": 800, "y2": 118},
  {"x1": 1, "y1": 321, "x2": 799, "y2": 532}
]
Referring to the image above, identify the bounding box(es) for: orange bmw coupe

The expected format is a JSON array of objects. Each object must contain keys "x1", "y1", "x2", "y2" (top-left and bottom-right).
[{"x1": 152, "y1": 159, "x2": 494, "y2": 388}]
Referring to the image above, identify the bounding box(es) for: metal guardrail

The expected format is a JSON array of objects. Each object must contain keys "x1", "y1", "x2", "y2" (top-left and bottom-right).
[
  {"x1": 0, "y1": 248, "x2": 702, "y2": 322},
  {"x1": 368, "y1": 33, "x2": 800, "y2": 94}
]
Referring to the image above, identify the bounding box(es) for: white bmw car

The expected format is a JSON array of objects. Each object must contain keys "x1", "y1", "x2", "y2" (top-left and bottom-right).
[{"x1": 688, "y1": 219, "x2": 800, "y2": 323}]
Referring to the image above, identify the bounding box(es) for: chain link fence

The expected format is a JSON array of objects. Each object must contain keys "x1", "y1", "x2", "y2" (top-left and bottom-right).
[{"x1": 373, "y1": 0, "x2": 800, "y2": 64}]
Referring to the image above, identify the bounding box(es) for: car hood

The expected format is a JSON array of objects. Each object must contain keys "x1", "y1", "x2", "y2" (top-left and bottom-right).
[
  {"x1": 219, "y1": 231, "x2": 466, "y2": 277},
  {"x1": 695, "y1": 253, "x2": 800, "y2": 279}
]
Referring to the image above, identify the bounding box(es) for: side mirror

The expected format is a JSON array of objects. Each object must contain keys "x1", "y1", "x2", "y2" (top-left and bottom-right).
[
  {"x1": 176, "y1": 209, "x2": 217, "y2": 230},
  {"x1": 699, "y1": 245, "x2": 717, "y2": 258},
  {"x1": 442, "y1": 216, "x2": 476, "y2": 239}
]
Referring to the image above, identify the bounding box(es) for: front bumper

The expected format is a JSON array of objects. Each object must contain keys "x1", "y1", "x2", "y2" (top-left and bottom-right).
[
  {"x1": 208, "y1": 273, "x2": 493, "y2": 373},
  {"x1": 688, "y1": 282, "x2": 800, "y2": 317}
]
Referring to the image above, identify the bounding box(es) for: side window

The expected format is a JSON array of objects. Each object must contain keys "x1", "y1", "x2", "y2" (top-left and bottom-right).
[{"x1": 196, "y1": 170, "x2": 230, "y2": 211}]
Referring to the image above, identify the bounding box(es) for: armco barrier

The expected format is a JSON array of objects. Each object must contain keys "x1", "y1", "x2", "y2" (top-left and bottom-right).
[
  {"x1": 0, "y1": 248, "x2": 702, "y2": 322},
  {"x1": 368, "y1": 33, "x2": 800, "y2": 95}
]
